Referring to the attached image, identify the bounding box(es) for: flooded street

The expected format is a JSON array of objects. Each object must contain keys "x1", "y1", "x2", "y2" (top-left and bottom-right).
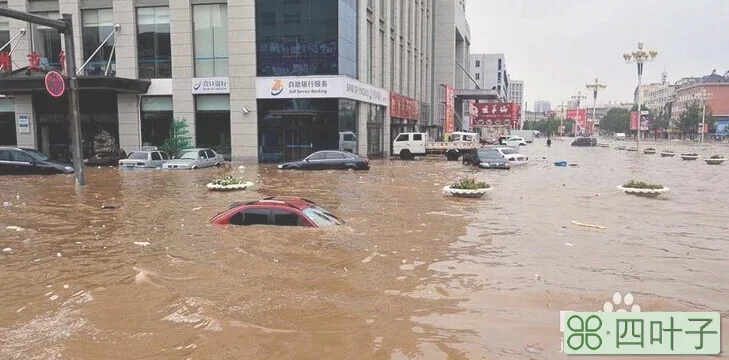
[{"x1": 1, "y1": 139, "x2": 728, "y2": 359}]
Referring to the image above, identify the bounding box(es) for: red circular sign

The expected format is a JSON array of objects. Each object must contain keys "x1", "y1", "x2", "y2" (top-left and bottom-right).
[{"x1": 44, "y1": 71, "x2": 65, "y2": 97}]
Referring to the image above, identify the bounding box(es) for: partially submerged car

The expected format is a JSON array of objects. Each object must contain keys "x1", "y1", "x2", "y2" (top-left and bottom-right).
[
  {"x1": 162, "y1": 148, "x2": 225, "y2": 170},
  {"x1": 571, "y1": 137, "x2": 597, "y2": 147},
  {"x1": 0, "y1": 146, "x2": 74, "y2": 175},
  {"x1": 119, "y1": 147, "x2": 172, "y2": 168},
  {"x1": 210, "y1": 196, "x2": 345, "y2": 228},
  {"x1": 493, "y1": 147, "x2": 529, "y2": 166},
  {"x1": 277, "y1": 150, "x2": 370, "y2": 170},
  {"x1": 463, "y1": 148, "x2": 510, "y2": 170}
]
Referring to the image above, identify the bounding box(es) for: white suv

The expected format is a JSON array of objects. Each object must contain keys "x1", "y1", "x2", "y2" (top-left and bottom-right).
[{"x1": 504, "y1": 136, "x2": 527, "y2": 147}]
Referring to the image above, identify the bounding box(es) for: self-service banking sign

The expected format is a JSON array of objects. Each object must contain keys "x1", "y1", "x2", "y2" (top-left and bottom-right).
[{"x1": 255, "y1": 76, "x2": 389, "y2": 107}]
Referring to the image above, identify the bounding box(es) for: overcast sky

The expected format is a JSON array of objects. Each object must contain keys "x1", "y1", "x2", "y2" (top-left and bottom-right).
[{"x1": 466, "y1": 0, "x2": 729, "y2": 110}]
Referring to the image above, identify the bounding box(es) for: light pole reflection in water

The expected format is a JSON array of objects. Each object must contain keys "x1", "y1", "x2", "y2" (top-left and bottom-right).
[{"x1": 623, "y1": 42, "x2": 658, "y2": 151}]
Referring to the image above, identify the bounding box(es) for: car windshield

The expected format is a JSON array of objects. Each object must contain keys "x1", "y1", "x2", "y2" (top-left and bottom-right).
[
  {"x1": 22, "y1": 148, "x2": 50, "y2": 161},
  {"x1": 127, "y1": 152, "x2": 148, "y2": 160},
  {"x1": 500, "y1": 148, "x2": 516, "y2": 155},
  {"x1": 302, "y1": 206, "x2": 344, "y2": 227},
  {"x1": 177, "y1": 151, "x2": 198, "y2": 160}
]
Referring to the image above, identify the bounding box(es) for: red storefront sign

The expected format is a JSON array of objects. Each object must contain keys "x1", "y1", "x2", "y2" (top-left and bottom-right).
[
  {"x1": 444, "y1": 84, "x2": 455, "y2": 133},
  {"x1": 470, "y1": 102, "x2": 519, "y2": 127},
  {"x1": 567, "y1": 108, "x2": 588, "y2": 134},
  {"x1": 0, "y1": 52, "x2": 11, "y2": 72},
  {"x1": 390, "y1": 92, "x2": 420, "y2": 121},
  {"x1": 27, "y1": 51, "x2": 41, "y2": 72},
  {"x1": 629, "y1": 111, "x2": 649, "y2": 131}
]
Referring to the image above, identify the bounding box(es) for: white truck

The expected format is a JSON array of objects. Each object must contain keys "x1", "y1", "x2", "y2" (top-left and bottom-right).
[
  {"x1": 508, "y1": 129, "x2": 535, "y2": 143},
  {"x1": 338, "y1": 131, "x2": 358, "y2": 153},
  {"x1": 392, "y1": 131, "x2": 480, "y2": 161}
]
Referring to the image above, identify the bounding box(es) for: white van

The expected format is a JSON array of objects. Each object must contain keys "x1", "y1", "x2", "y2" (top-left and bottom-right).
[{"x1": 615, "y1": 133, "x2": 626, "y2": 141}]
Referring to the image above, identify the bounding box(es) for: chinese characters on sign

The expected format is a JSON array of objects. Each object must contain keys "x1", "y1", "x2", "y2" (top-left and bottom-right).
[
  {"x1": 390, "y1": 92, "x2": 421, "y2": 121},
  {"x1": 256, "y1": 76, "x2": 390, "y2": 107},
  {"x1": 17, "y1": 114, "x2": 30, "y2": 134},
  {"x1": 563, "y1": 312, "x2": 720, "y2": 355},
  {"x1": 443, "y1": 84, "x2": 455, "y2": 134},
  {"x1": 0, "y1": 52, "x2": 12, "y2": 73},
  {"x1": 27, "y1": 51, "x2": 41, "y2": 72},
  {"x1": 469, "y1": 102, "x2": 519, "y2": 127},
  {"x1": 344, "y1": 80, "x2": 388, "y2": 105},
  {"x1": 191, "y1": 77, "x2": 230, "y2": 94}
]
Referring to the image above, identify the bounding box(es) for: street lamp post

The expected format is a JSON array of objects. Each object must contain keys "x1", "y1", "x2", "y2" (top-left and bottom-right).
[
  {"x1": 586, "y1": 78, "x2": 606, "y2": 136},
  {"x1": 557, "y1": 101, "x2": 567, "y2": 137},
  {"x1": 624, "y1": 42, "x2": 658, "y2": 152},
  {"x1": 693, "y1": 89, "x2": 713, "y2": 142}
]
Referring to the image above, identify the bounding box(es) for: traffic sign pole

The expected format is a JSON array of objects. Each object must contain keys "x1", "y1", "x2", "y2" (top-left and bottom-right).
[{"x1": 63, "y1": 14, "x2": 84, "y2": 185}]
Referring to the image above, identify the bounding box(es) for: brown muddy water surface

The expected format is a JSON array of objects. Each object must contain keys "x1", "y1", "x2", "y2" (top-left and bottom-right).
[{"x1": 1, "y1": 139, "x2": 728, "y2": 359}]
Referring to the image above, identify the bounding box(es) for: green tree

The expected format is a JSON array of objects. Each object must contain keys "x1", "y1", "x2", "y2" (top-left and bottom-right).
[
  {"x1": 599, "y1": 108, "x2": 630, "y2": 134},
  {"x1": 679, "y1": 99, "x2": 713, "y2": 136},
  {"x1": 160, "y1": 117, "x2": 193, "y2": 157},
  {"x1": 650, "y1": 108, "x2": 670, "y2": 133}
]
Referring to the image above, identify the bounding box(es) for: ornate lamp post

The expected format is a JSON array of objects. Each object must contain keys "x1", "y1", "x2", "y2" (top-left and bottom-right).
[
  {"x1": 693, "y1": 89, "x2": 713, "y2": 142},
  {"x1": 556, "y1": 101, "x2": 567, "y2": 137},
  {"x1": 624, "y1": 42, "x2": 658, "y2": 151},
  {"x1": 586, "y1": 78, "x2": 606, "y2": 135}
]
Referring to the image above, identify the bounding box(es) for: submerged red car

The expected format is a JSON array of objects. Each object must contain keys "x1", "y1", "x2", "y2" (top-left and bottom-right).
[{"x1": 210, "y1": 196, "x2": 345, "y2": 228}]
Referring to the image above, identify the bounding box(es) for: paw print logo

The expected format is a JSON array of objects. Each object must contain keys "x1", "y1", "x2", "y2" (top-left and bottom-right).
[{"x1": 602, "y1": 292, "x2": 641, "y2": 312}]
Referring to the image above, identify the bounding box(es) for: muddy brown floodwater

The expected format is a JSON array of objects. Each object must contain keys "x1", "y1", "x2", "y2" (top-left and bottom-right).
[{"x1": 1, "y1": 139, "x2": 728, "y2": 360}]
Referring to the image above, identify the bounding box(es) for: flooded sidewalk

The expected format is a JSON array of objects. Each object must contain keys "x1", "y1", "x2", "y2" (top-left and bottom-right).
[{"x1": 1, "y1": 141, "x2": 728, "y2": 359}]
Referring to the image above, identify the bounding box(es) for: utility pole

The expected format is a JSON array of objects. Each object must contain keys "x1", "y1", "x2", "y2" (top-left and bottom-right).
[{"x1": 0, "y1": 9, "x2": 84, "y2": 185}]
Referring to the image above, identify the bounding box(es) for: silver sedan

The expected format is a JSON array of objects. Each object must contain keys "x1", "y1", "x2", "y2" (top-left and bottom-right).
[{"x1": 162, "y1": 148, "x2": 225, "y2": 170}]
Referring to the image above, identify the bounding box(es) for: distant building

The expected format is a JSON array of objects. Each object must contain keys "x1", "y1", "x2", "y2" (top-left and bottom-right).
[
  {"x1": 469, "y1": 53, "x2": 509, "y2": 100},
  {"x1": 534, "y1": 101, "x2": 551, "y2": 113},
  {"x1": 673, "y1": 70, "x2": 729, "y2": 121},
  {"x1": 508, "y1": 80, "x2": 524, "y2": 105}
]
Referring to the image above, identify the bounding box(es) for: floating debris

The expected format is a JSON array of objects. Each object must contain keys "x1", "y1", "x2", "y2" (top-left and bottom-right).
[
  {"x1": 101, "y1": 203, "x2": 117, "y2": 209},
  {"x1": 5, "y1": 225, "x2": 24, "y2": 231},
  {"x1": 565, "y1": 242, "x2": 574, "y2": 247},
  {"x1": 2, "y1": 247, "x2": 11, "y2": 252},
  {"x1": 133, "y1": 242, "x2": 151, "y2": 247},
  {"x1": 570, "y1": 220, "x2": 606, "y2": 230}
]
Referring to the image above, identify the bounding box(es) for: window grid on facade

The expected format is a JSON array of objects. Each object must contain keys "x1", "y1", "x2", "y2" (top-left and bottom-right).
[
  {"x1": 192, "y1": 4, "x2": 229, "y2": 78},
  {"x1": 136, "y1": 6, "x2": 171, "y2": 79},
  {"x1": 81, "y1": 8, "x2": 114, "y2": 76}
]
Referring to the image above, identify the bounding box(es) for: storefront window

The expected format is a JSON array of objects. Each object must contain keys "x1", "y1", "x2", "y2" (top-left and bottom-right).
[
  {"x1": 0, "y1": 21, "x2": 9, "y2": 48},
  {"x1": 30, "y1": 12, "x2": 62, "y2": 70},
  {"x1": 195, "y1": 95, "x2": 231, "y2": 160},
  {"x1": 367, "y1": 104, "x2": 384, "y2": 158},
  {"x1": 82, "y1": 9, "x2": 115, "y2": 76},
  {"x1": 0, "y1": 98, "x2": 15, "y2": 146},
  {"x1": 193, "y1": 4, "x2": 228, "y2": 77},
  {"x1": 137, "y1": 7, "x2": 171, "y2": 78},
  {"x1": 140, "y1": 96, "x2": 173, "y2": 147}
]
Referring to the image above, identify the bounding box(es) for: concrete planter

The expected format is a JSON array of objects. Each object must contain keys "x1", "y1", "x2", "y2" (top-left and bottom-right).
[
  {"x1": 206, "y1": 181, "x2": 254, "y2": 191},
  {"x1": 660, "y1": 151, "x2": 675, "y2": 157},
  {"x1": 442, "y1": 185, "x2": 492, "y2": 198},
  {"x1": 680, "y1": 154, "x2": 699, "y2": 160},
  {"x1": 705, "y1": 158, "x2": 726, "y2": 165},
  {"x1": 643, "y1": 148, "x2": 656, "y2": 154},
  {"x1": 616, "y1": 185, "x2": 670, "y2": 198}
]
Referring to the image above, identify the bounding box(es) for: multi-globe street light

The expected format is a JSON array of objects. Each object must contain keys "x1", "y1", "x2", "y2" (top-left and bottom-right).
[
  {"x1": 624, "y1": 42, "x2": 658, "y2": 151},
  {"x1": 586, "y1": 78, "x2": 607, "y2": 135},
  {"x1": 556, "y1": 101, "x2": 568, "y2": 137},
  {"x1": 693, "y1": 89, "x2": 713, "y2": 142}
]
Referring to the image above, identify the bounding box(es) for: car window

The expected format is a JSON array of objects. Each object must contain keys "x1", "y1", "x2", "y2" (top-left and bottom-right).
[
  {"x1": 272, "y1": 209, "x2": 304, "y2": 226},
  {"x1": 301, "y1": 207, "x2": 338, "y2": 227},
  {"x1": 22, "y1": 148, "x2": 50, "y2": 161},
  {"x1": 10, "y1": 151, "x2": 35, "y2": 162},
  {"x1": 204, "y1": 150, "x2": 216, "y2": 158},
  {"x1": 343, "y1": 134, "x2": 356, "y2": 141},
  {"x1": 0, "y1": 150, "x2": 9, "y2": 161},
  {"x1": 413, "y1": 134, "x2": 423, "y2": 141},
  {"x1": 177, "y1": 151, "x2": 198, "y2": 159},
  {"x1": 128, "y1": 152, "x2": 148, "y2": 160},
  {"x1": 227, "y1": 208, "x2": 270, "y2": 226},
  {"x1": 311, "y1": 205, "x2": 345, "y2": 225},
  {"x1": 325, "y1": 152, "x2": 346, "y2": 160},
  {"x1": 501, "y1": 149, "x2": 516, "y2": 155},
  {"x1": 478, "y1": 150, "x2": 501, "y2": 159},
  {"x1": 151, "y1": 152, "x2": 162, "y2": 161},
  {"x1": 395, "y1": 134, "x2": 409, "y2": 142},
  {"x1": 307, "y1": 152, "x2": 326, "y2": 160},
  {"x1": 160, "y1": 152, "x2": 171, "y2": 160},
  {"x1": 198, "y1": 151, "x2": 207, "y2": 159}
]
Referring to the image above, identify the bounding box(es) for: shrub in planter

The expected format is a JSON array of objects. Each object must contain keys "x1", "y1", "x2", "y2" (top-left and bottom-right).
[
  {"x1": 207, "y1": 174, "x2": 252, "y2": 191},
  {"x1": 622, "y1": 180, "x2": 664, "y2": 190},
  {"x1": 443, "y1": 178, "x2": 492, "y2": 198},
  {"x1": 451, "y1": 178, "x2": 491, "y2": 190},
  {"x1": 617, "y1": 180, "x2": 669, "y2": 198},
  {"x1": 710, "y1": 155, "x2": 724, "y2": 159}
]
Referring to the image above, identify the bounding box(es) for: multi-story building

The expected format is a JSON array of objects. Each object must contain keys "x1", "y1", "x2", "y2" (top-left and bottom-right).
[
  {"x1": 508, "y1": 79, "x2": 522, "y2": 104},
  {"x1": 533, "y1": 100, "x2": 551, "y2": 113},
  {"x1": 672, "y1": 70, "x2": 729, "y2": 121},
  {"x1": 469, "y1": 53, "x2": 508, "y2": 99},
  {"x1": 0, "y1": 0, "x2": 471, "y2": 162}
]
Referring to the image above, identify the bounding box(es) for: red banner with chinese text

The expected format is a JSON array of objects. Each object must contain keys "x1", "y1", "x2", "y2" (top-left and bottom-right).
[
  {"x1": 390, "y1": 92, "x2": 421, "y2": 121},
  {"x1": 444, "y1": 84, "x2": 455, "y2": 133},
  {"x1": 470, "y1": 102, "x2": 519, "y2": 127}
]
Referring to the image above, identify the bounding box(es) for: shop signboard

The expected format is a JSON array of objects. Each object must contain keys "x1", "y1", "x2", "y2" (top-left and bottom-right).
[
  {"x1": 444, "y1": 84, "x2": 455, "y2": 133},
  {"x1": 255, "y1": 76, "x2": 389, "y2": 107},
  {"x1": 469, "y1": 102, "x2": 519, "y2": 127},
  {"x1": 192, "y1": 77, "x2": 230, "y2": 94},
  {"x1": 17, "y1": 114, "x2": 30, "y2": 134},
  {"x1": 390, "y1": 92, "x2": 420, "y2": 121}
]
